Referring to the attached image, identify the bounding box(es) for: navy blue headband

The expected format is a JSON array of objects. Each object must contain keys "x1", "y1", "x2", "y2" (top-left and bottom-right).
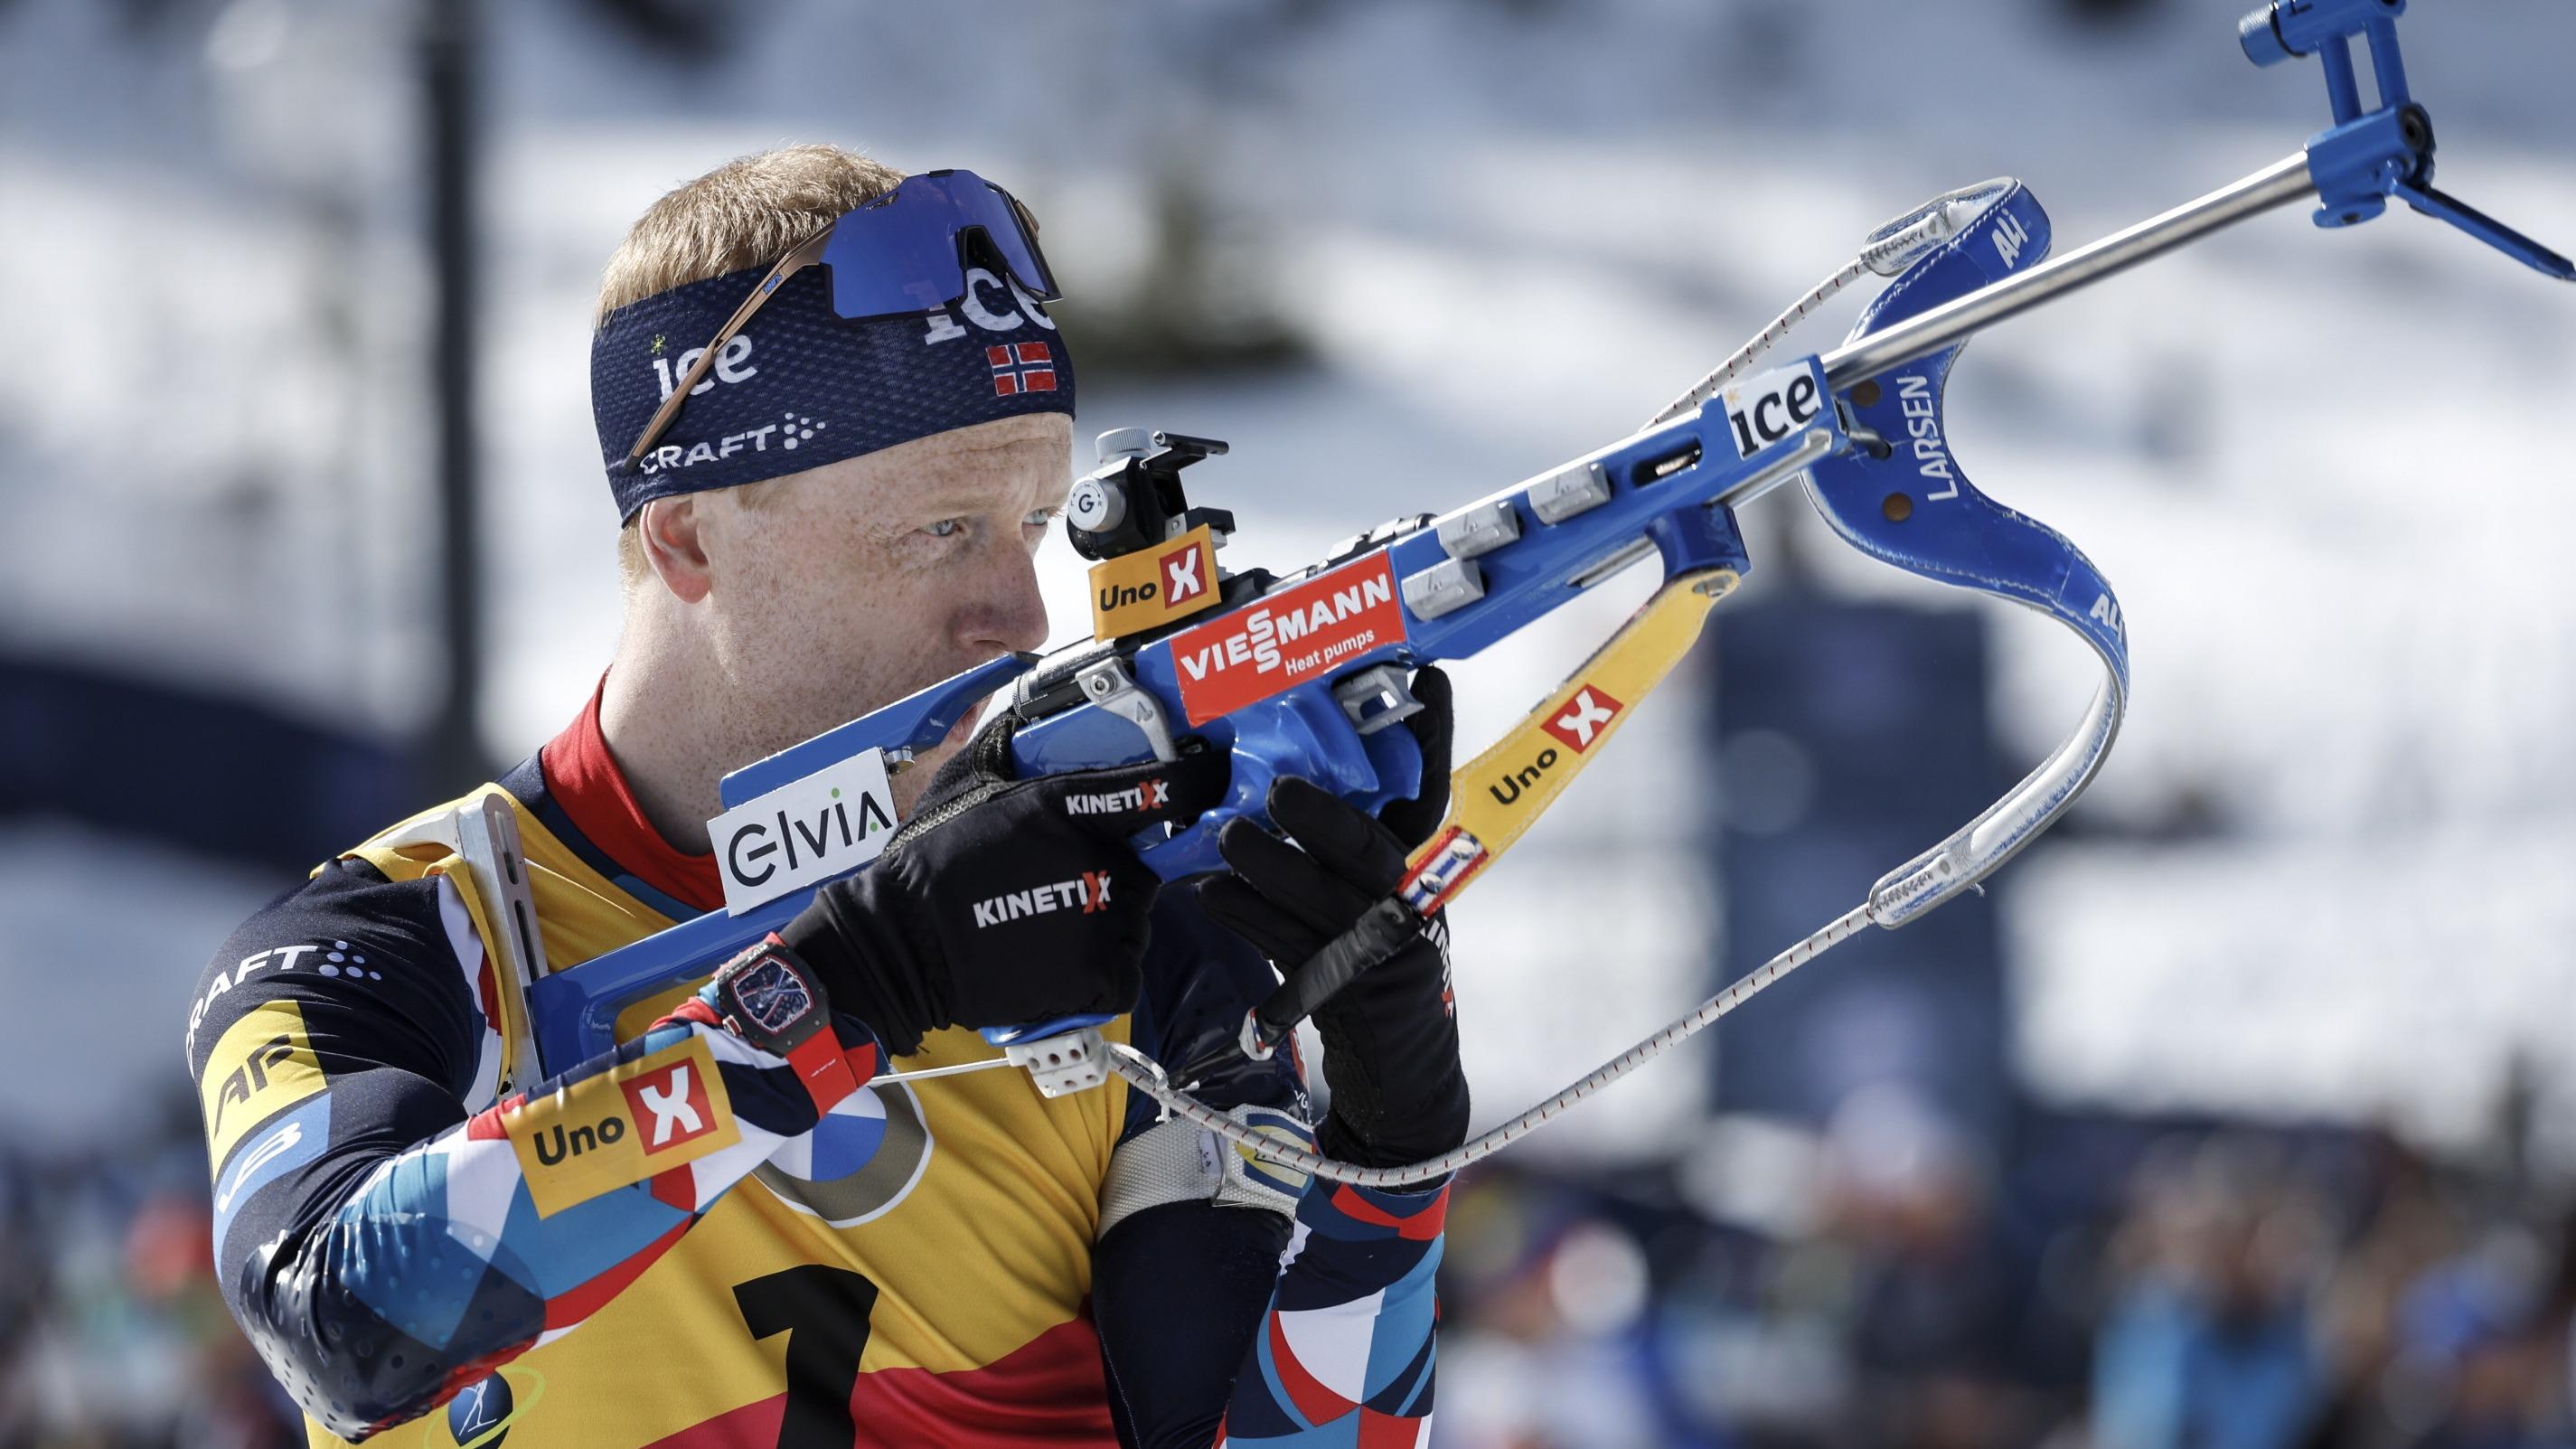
[{"x1": 590, "y1": 263, "x2": 1076, "y2": 520}]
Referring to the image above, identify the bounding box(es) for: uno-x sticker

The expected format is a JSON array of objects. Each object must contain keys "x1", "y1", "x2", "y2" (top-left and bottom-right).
[
  {"x1": 1170, "y1": 553, "x2": 1406, "y2": 725},
  {"x1": 620, "y1": 1056, "x2": 719, "y2": 1153},
  {"x1": 1541, "y1": 685, "x2": 1625, "y2": 753},
  {"x1": 1087, "y1": 522, "x2": 1222, "y2": 640},
  {"x1": 201, "y1": 999, "x2": 327, "y2": 1168},
  {"x1": 1408, "y1": 570, "x2": 1734, "y2": 916},
  {"x1": 504, "y1": 1035, "x2": 739, "y2": 1217}
]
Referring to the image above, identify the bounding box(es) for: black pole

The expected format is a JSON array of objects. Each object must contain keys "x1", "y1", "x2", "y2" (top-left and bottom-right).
[{"x1": 423, "y1": 0, "x2": 491, "y2": 793}]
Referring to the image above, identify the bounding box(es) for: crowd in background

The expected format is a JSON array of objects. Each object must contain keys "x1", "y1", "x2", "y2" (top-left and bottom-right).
[
  {"x1": 0, "y1": 1099, "x2": 286, "y2": 1449},
  {"x1": 7, "y1": 1083, "x2": 2571, "y2": 1449},
  {"x1": 1434, "y1": 1093, "x2": 2576, "y2": 1449}
]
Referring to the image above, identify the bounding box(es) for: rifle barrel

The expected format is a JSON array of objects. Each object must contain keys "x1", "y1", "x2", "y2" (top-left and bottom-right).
[{"x1": 1820, "y1": 152, "x2": 2317, "y2": 391}]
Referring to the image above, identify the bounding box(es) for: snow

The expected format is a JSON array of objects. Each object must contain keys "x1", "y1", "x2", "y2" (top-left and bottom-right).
[{"x1": 2009, "y1": 825, "x2": 2576, "y2": 1157}]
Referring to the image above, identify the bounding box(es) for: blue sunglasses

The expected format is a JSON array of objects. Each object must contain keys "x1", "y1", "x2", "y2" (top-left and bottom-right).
[{"x1": 624, "y1": 168, "x2": 1059, "y2": 469}]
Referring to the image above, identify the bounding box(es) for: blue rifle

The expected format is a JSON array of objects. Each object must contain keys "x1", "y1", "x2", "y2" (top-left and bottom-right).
[{"x1": 476, "y1": 0, "x2": 2562, "y2": 1169}]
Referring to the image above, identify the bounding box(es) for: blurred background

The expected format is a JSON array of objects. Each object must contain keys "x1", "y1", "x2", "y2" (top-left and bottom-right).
[{"x1": 5, "y1": 0, "x2": 2573, "y2": 1444}]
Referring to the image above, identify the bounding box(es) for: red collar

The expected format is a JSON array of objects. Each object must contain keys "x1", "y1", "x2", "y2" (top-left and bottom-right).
[{"x1": 539, "y1": 679, "x2": 726, "y2": 915}]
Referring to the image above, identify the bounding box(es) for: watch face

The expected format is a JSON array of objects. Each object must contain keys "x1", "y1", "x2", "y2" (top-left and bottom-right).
[{"x1": 731, "y1": 957, "x2": 814, "y2": 1037}]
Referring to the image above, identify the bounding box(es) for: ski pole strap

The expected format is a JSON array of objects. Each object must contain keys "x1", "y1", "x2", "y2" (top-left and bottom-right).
[
  {"x1": 1801, "y1": 178, "x2": 2132, "y2": 927},
  {"x1": 1241, "y1": 896, "x2": 1422, "y2": 1059}
]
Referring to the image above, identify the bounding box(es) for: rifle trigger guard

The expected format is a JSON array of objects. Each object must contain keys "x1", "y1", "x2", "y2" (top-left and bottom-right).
[{"x1": 1076, "y1": 657, "x2": 1180, "y2": 764}]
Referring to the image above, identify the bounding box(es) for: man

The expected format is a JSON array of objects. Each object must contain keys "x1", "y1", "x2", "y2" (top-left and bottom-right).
[{"x1": 185, "y1": 146, "x2": 1469, "y2": 1447}]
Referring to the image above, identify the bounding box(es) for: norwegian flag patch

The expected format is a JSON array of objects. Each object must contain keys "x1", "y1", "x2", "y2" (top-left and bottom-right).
[{"x1": 988, "y1": 343, "x2": 1058, "y2": 397}]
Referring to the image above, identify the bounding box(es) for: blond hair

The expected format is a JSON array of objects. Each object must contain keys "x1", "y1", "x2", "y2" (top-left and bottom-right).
[{"x1": 603, "y1": 145, "x2": 907, "y2": 590}]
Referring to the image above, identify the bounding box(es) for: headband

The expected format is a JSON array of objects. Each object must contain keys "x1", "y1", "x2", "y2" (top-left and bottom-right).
[{"x1": 589, "y1": 263, "x2": 1076, "y2": 520}]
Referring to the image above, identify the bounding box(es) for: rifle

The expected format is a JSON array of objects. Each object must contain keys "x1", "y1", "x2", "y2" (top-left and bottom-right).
[{"x1": 471, "y1": 0, "x2": 2563, "y2": 1186}]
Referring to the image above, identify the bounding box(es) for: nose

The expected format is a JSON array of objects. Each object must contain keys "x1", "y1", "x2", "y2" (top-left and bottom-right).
[{"x1": 959, "y1": 534, "x2": 1050, "y2": 657}]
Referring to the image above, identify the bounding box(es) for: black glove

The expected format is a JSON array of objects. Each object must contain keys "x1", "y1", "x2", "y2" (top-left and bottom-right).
[
  {"x1": 783, "y1": 716, "x2": 1227, "y2": 1056},
  {"x1": 1196, "y1": 667, "x2": 1468, "y2": 1169}
]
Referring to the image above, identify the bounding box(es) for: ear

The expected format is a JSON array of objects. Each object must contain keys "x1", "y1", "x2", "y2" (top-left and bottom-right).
[{"x1": 637, "y1": 496, "x2": 714, "y2": 604}]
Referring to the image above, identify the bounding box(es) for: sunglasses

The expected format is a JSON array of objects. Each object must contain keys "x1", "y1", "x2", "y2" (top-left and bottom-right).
[{"x1": 621, "y1": 168, "x2": 1060, "y2": 471}]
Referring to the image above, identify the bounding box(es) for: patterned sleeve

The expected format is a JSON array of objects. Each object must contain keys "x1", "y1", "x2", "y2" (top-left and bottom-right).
[
  {"x1": 1217, "y1": 1180, "x2": 1446, "y2": 1445},
  {"x1": 188, "y1": 858, "x2": 881, "y2": 1441},
  {"x1": 1094, "y1": 897, "x2": 1444, "y2": 1447}
]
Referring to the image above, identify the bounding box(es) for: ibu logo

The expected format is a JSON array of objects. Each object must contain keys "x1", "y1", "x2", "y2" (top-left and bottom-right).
[{"x1": 447, "y1": 1371, "x2": 522, "y2": 1449}]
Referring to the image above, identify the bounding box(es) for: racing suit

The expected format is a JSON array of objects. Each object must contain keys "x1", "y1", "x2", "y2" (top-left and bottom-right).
[{"x1": 187, "y1": 683, "x2": 1445, "y2": 1446}]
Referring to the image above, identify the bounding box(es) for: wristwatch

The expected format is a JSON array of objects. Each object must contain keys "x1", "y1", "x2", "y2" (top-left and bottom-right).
[{"x1": 706, "y1": 933, "x2": 831, "y2": 1057}]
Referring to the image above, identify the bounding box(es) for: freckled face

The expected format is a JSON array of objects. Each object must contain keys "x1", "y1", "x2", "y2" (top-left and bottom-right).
[{"x1": 691, "y1": 412, "x2": 1070, "y2": 801}]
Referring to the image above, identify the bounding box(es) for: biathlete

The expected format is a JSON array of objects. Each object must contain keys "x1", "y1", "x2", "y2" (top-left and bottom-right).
[{"x1": 186, "y1": 145, "x2": 1467, "y2": 1448}]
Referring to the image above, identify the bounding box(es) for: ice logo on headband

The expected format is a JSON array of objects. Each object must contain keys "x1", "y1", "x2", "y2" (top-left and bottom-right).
[
  {"x1": 647, "y1": 332, "x2": 759, "y2": 405},
  {"x1": 639, "y1": 258, "x2": 1053, "y2": 408},
  {"x1": 594, "y1": 262, "x2": 1076, "y2": 516},
  {"x1": 631, "y1": 330, "x2": 777, "y2": 476},
  {"x1": 918, "y1": 266, "x2": 1058, "y2": 345}
]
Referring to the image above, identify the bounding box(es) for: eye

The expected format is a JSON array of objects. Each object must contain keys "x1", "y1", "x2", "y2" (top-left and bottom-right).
[
  {"x1": 923, "y1": 518, "x2": 965, "y2": 539},
  {"x1": 1023, "y1": 507, "x2": 1060, "y2": 531}
]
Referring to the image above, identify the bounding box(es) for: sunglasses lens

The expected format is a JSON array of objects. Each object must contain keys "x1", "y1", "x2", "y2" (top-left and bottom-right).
[
  {"x1": 817, "y1": 171, "x2": 1060, "y2": 322},
  {"x1": 971, "y1": 185, "x2": 1059, "y2": 300}
]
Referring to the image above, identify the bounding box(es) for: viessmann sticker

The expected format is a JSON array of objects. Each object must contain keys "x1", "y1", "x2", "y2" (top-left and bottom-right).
[{"x1": 1170, "y1": 553, "x2": 1408, "y2": 725}]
